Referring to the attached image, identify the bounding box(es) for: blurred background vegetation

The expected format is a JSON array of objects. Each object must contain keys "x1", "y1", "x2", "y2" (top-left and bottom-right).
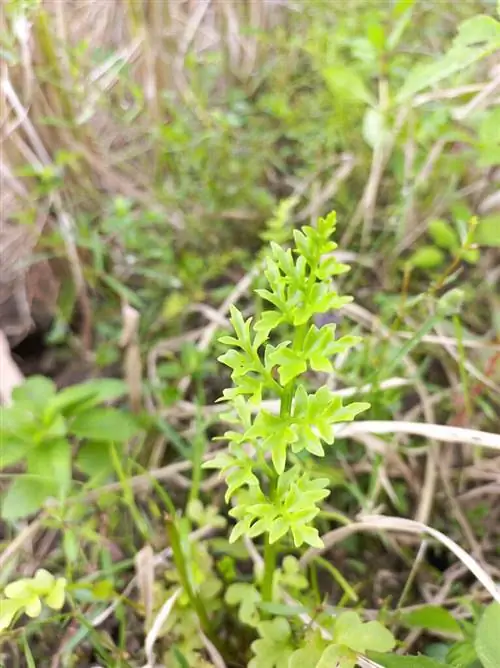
[{"x1": 1, "y1": 0, "x2": 500, "y2": 665}]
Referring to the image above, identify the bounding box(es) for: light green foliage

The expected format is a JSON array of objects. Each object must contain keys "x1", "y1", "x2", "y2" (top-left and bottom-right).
[
  {"x1": 477, "y1": 215, "x2": 500, "y2": 247},
  {"x1": 0, "y1": 376, "x2": 138, "y2": 519},
  {"x1": 288, "y1": 611, "x2": 395, "y2": 668},
  {"x1": 475, "y1": 603, "x2": 500, "y2": 668},
  {"x1": 249, "y1": 618, "x2": 295, "y2": 668},
  {"x1": 205, "y1": 212, "x2": 369, "y2": 550},
  {"x1": 428, "y1": 220, "x2": 460, "y2": 251},
  {"x1": 398, "y1": 14, "x2": 500, "y2": 101},
  {"x1": 399, "y1": 605, "x2": 462, "y2": 635},
  {"x1": 225, "y1": 583, "x2": 262, "y2": 627},
  {"x1": 160, "y1": 521, "x2": 223, "y2": 666},
  {"x1": 0, "y1": 569, "x2": 66, "y2": 632},
  {"x1": 225, "y1": 556, "x2": 307, "y2": 628}
]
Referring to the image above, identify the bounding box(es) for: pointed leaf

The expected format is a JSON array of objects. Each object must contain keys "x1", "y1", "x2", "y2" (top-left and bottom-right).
[
  {"x1": 475, "y1": 602, "x2": 500, "y2": 668},
  {"x1": 70, "y1": 408, "x2": 139, "y2": 442}
]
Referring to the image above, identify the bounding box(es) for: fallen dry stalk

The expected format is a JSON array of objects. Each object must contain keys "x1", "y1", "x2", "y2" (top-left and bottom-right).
[
  {"x1": 0, "y1": 329, "x2": 24, "y2": 404},
  {"x1": 301, "y1": 515, "x2": 500, "y2": 605}
]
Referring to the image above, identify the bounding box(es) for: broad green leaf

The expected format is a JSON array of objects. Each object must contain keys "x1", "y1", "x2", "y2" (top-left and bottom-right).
[
  {"x1": 476, "y1": 215, "x2": 500, "y2": 247},
  {"x1": 399, "y1": 605, "x2": 462, "y2": 635},
  {"x1": 289, "y1": 631, "x2": 327, "y2": 668},
  {"x1": 225, "y1": 583, "x2": 261, "y2": 627},
  {"x1": 408, "y1": 246, "x2": 445, "y2": 269},
  {"x1": 446, "y1": 640, "x2": 478, "y2": 666},
  {"x1": 288, "y1": 644, "x2": 324, "y2": 667},
  {"x1": 12, "y1": 376, "x2": 57, "y2": 410},
  {"x1": 0, "y1": 435, "x2": 31, "y2": 469},
  {"x1": 397, "y1": 44, "x2": 494, "y2": 102},
  {"x1": 1, "y1": 477, "x2": 55, "y2": 520},
  {"x1": 475, "y1": 602, "x2": 500, "y2": 668},
  {"x1": 317, "y1": 644, "x2": 356, "y2": 668},
  {"x1": 46, "y1": 379, "x2": 127, "y2": 418},
  {"x1": 249, "y1": 618, "x2": 294, "y2": 668},
  {"x1": 428, "y1": 220, "x2": 459, "y2": 251},
  {"x1": 44, "y1": 578, "x2": 67, "y2": 610},
  {"x1": 70, "y1": 408, "x2": 139, "y2": 442},
  {"x1": 29, "y1": 438, "x2": 71, "y2": 498},
  {"x1": 453, "y1": 15, "x2": 500, "y2": 48},
  {"x1": 322, "y1": 65, "x2": 374, "y2": 105},
  {"x1": 334, "y1": 611, "x2": 395, "y2": 653},
  {"x1": 369, "y1": 653, "x2": 448, "y2": 667},
  {"x1": 75, "y1": 441, "x2": 114, "y2": 480},
  {"x1": 0, "y1": 599, "x2": 22, "y2": 632}
]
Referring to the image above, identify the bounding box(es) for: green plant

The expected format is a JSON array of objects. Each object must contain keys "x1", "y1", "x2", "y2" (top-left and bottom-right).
[
  {"x1": 204, "y1": 212, "x2": 397, "y2": 664},
  {"x1": 0, "y1": 569, "x2": 66, "y2": 632},
  {"x1": 0, "y1": 376, "x2": 139, "y2": 520}
]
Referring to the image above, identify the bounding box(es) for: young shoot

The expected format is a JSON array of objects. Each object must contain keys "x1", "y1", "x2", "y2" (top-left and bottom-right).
[{"x1": 204, "y1": 212, "x2": 369, "y2": 602}]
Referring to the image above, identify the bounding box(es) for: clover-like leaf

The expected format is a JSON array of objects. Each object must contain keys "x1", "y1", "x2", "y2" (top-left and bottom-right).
[
  {"x1": 317, "y1": 643, "x2": 356, "y2": 668},
  {"x1": 225, "y1": 583, "x2": 262, "y2": 627},
  {"x1": 334, "y1": 611, "x2": 396, "y2": 653},
  {"x1": 0, "y1": 599, "x2": 22, "y2": 632},
  {"x1": 249, "y1": 618, "x2": 294, "y2": 668},
  {"x1": 288, "y1": 631, "x2": 327, "y2": 667}
]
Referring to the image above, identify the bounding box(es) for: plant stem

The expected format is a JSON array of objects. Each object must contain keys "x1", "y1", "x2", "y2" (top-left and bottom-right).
[
  {"x1": 165, "y1": 516, "x2": 212, "y2": 635},
  {"x1": 261, "y1": 322, "x2": 308, "y2": 601},
  {"x1": 262, "y1": 537, "x2": 277, "y2": 602}
]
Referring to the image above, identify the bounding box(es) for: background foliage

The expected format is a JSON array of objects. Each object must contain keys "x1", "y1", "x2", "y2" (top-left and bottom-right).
[{"x1": 1, "y1": 0, "x2": 500, "y2": 666}]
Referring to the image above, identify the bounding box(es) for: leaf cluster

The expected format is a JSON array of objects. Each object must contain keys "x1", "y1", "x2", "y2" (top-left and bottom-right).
[
  {"x1": 0, "y1": 376, "x2": 139, "y2": 520},
  {"x1": 205, "y1": 212, "x2": 369, "y2": 549}
]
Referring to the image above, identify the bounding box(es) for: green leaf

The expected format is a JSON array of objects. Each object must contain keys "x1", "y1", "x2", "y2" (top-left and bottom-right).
[
  {"x1": 317, "y1": 644, "x2": 356, "y2": 668},
  {"x1": 70, "y1": 408, "x2": 139, "y2": 442},
  {"x1": 476, "y1": 215, "x2": 500, "y2": 247},
  {"x1": 399, "y1": 605, "x2": 462, "y2": 635},
  {"x1": 475, "y1": 602, "x2": 500, "y2": 668},
  {"x1": 0, "y1": 599, "x2": 22, "y2": 632},
  {"x1": 408, "y1": 246, "x2": 445, "y2": 269},
  {"x1": 225, "y1": 583, "x2": 262, "y2": 627},
  {"x1": 75, "y1": 441, "x2": 114, "y2": 480},
  {"x1": 288, "y1": 632, "x2": 327, "y2": 668},
  {"x1": 453, "y1": 15, "x2": 500, "y2": 48},
  {"x1": 46, "y1": 379, "x2": 127, "y2": 418},
  {"x1": 257, "y1": 602, "x2": 308, "y2": 617},
  {"x1": 334, "y1": 611, "x2": 396, "y2": 653},
  {"x1": 446, "y1": 640, "x2": 478, "y2": 667},
  {"x1": 0, "y1": 434, "x2": 31, "y2": 469},
  {"x1": 12, "y1": 376, "x2": 57, "y2": 410},
  {"x1": 369, "y1": 653, "x2": 448, "y2": 667},
  {"x1": 268, "y1": 346, "x2": 307, "y2": 386},
  {"x1": 29, "y1": 438, "x2": 71, "y2": 498},
  {"x1": 322, "y1": 65, "x2": 374, "y2": 105},
  {"x1": 428, "y1": 220, "x2": 460, "y2": 250},
  {"x1": 249, "y1": 618, "x2": 294, "y2": 668},
  {"x1": 397, "y1": 44, "x2": 494, "y2": 102},
  {"x1": 1, "y1": 477, "x2": 55, "y2": 520}
]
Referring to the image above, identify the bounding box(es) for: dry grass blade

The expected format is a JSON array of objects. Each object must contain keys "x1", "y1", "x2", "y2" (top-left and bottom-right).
[
  {"x1": 302, "y1": 515, "x2": 500, "y2": 604},
  {"x1": 361, "y1": 516, "x2": 500, "y2": 603},
  {"x1": 135, "y1": 544, "x2": 155, "y2": 630},
  {"x1": 0, "y1": 329, "x2": 24, "y2": 405},
  {"x1": 120, "y1": 302, "x2": 143, "y2": 412},
  {"x1": 336, "y1": 421, "x2": 500, "y2": 450},
  {"x1": 143, "y1": 588, "x2": 181, "y2": 668}
]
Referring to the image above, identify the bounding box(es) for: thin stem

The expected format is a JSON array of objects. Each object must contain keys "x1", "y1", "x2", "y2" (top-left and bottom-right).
[
  {"x1": 261, "y1": 321, "x2": 308, "y2": 601},
  {"x1": 165, "y1": 516, "x2": 212, "y2": 635},
  {"x1": 262, "y1": 537, "x2": 277, "y2": 602}
]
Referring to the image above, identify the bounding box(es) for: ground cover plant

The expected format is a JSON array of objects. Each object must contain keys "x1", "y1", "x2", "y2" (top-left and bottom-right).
[{"x1": 1, "y1": 1, "x2": 500, "y2": 667}]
